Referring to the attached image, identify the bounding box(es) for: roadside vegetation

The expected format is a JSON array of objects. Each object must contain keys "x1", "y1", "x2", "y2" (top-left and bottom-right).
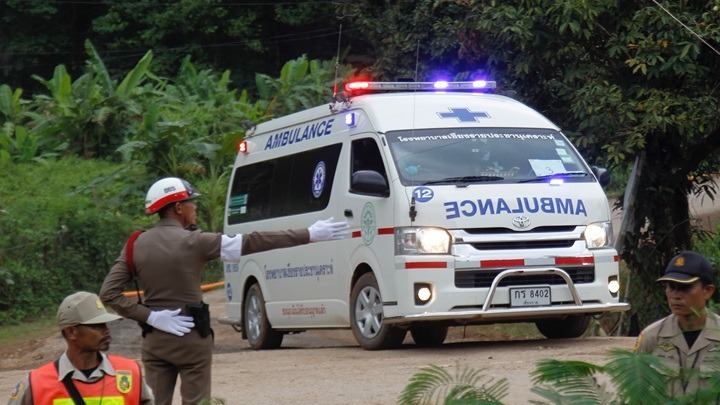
[
  {"x1": 0, "y1": 45, "x2": 353, "y2": 324},
  {"x1": 399, "y1": 350, "x2": 720, "y2": 405}
]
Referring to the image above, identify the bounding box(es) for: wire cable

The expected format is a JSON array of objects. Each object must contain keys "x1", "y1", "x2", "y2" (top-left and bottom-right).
[{"x1": 650, "y1": 0, "x2": 720, "y2": 57}]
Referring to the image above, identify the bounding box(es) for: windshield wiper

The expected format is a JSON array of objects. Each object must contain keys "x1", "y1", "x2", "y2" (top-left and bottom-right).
[
  {"x1": 519, "y1": 172, "x2": 588, "y2": 183},
  {"x1": 422, "y1": 175, "x2": 504, "y2": 185}
]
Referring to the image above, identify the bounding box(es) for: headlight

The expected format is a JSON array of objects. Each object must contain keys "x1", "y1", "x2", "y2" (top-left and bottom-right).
[
  {"x1": 395, "y1": 227, "x2": 451, "y2": 255},
  {"x1": 584, "y1": 222, "x2": 613, "y2": 249}
]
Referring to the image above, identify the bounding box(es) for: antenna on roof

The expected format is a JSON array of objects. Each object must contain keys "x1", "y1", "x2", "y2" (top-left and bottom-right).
[
  {"x1": 413, "y1": 40, "x2": 420, "y2": 82},
  {"x1": 332, "y1": 24, "x2": 343, "y2": 99}
]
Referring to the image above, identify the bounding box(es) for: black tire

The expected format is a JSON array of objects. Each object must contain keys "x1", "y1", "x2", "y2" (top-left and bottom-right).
[
  {"x1": 535, "y1": 315, "x2": 591, "y2": 339},
  {"x1": 350, "y1": 273, "x2": 407, "y2": 350},
  {"x1": 244, "y1": 283, "x2": 283, "y2": 349},
  {"x1": 410, "y1": 325, "x2": 449, "y2": 347}
]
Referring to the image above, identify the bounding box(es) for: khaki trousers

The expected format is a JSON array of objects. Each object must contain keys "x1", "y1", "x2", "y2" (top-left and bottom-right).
[{"x1": 142, "y1": 329, "x2": 213, "y2": 405}]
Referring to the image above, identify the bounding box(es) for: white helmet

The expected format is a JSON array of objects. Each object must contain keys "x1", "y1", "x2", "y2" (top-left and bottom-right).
[{"x1": 145, "y1": 177, "x2": 201, "y2": 215}]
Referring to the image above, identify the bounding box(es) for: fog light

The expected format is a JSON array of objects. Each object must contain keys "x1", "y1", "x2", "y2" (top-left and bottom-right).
[
  {"x1": 414, "y1": 283, "x2": 433, "y2": 305},
  {"x1": 608, "y1": 276, "x2": 620, "y2": 297}
]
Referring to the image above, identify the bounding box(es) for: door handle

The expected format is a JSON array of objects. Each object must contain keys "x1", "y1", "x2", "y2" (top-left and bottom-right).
[{"x1": 344, "y1": 209, "x2": 353, "y2": 218}]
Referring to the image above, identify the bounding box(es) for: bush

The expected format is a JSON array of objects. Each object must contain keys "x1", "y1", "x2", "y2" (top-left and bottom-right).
[
  {"x1": 0, "y1": 158, "x2": 135, "y2": 324},
  {"x1": 693, "y1": 224, "x2": 720, "y2": 305}
]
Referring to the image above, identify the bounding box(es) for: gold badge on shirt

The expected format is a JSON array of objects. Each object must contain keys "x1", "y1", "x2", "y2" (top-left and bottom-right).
[
  {"x1": 117, "y1": 371, "x2": 132, "y2": 394},
  {"x1": 658, "y1": 342, "x2": 675, "y2": 352}
]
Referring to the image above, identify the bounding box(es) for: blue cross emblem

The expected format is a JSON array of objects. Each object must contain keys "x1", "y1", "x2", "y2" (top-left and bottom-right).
[{"x1": 437, "y1": 108, "x2": 490, "y2": 122}]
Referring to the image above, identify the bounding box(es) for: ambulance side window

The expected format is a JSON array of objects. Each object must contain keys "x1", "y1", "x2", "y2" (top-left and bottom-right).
[
  {"x1": 351, "y1": 138, "x2": 387, "y2": 180},
  {"x1": 228, "y1": 143, "x2": 342, "y2": 224}
]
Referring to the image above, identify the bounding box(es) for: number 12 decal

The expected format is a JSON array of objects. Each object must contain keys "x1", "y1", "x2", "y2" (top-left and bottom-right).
[{"x1": 413, "y1": 186, "x2": 434, "y2": 202}]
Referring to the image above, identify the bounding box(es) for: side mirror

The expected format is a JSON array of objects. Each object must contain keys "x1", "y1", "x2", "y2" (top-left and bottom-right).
[
  {"x1": 591, "y1": 166, "x2": 611, "y2": 188},
  {"x1": 350, "y1": 170, "x2": 390, "y2": 197}
]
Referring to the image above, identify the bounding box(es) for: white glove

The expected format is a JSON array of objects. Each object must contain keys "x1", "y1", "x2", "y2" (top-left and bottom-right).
[
  {"x1": 308, "y1": 217, "x2": 350, "y2": 242},
  {"x1": 147, "y1": 309, "x2": 195, "y2": 337}
]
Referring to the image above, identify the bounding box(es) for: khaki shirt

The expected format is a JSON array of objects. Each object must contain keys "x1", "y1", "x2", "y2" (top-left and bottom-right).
[
  {"x1": 6, "y1": 352, "x2": 154, "y2": 405},
  {"x1": 634, "y1": 311, "x2": 720, "y2": 394},
  {"x1": 100, "y1": 218, "x2": 310, "y2": 322}
]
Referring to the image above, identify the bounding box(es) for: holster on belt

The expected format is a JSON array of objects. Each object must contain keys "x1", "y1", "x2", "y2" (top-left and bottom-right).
[
  {"x1": 138, "y1": 304, "x2": 154, "y2": 337},
  {"x1": 186, "y1": 302, "x2": 212, "y2": 338},
  {"x1": 139, "y1": 321, "x2": 154, "y2": 337}
]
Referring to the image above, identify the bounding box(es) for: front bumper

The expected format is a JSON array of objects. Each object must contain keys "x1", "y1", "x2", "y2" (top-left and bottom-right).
[{"x1": 384, "y1": 267, "x2": 630, "y2": 324}]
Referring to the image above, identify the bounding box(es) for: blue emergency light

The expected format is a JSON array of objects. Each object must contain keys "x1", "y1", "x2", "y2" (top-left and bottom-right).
[{"x1": 344, "y1": 80, "x2": 497, "y2": 94}]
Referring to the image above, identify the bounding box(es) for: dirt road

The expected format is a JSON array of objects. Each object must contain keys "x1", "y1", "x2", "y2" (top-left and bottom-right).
[
  {"x1": 1, "y1": 289, "x2": 636, "y2": 404},
  {"x1": 2, "y1": 193, "x2": 716, "y2": 404}
]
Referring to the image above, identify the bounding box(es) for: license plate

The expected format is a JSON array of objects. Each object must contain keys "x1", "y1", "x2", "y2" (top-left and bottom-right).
[{"x1": 510, "y1": 286, "x2": 551, "y2": 307}]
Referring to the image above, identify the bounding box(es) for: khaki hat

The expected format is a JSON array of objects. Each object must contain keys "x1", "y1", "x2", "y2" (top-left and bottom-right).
[
  {"x1": 57, "y1": 291, "x2": 123, "y2": 328},
  {"x1": 657, "y1": 251, "x2": 716, "y2": 285}
]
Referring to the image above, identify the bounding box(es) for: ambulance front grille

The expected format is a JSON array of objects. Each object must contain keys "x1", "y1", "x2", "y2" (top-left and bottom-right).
[
  {"x1": 463, "y1": 226, "x2": 577, "y2": 234},
  {"x1": 454, "y1": 266, "x2": 595, "y2": 288},
  {"x1": 469, "y1": 240, "x2": 575, "y2": 250}
]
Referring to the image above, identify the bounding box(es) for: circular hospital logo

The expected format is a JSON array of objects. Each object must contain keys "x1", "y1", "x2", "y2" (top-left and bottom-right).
[
  {"x1": 312, "y1": 161, "x2": 326, "y2": 198},
  {"x1": 361, "y1": 202, "x2": 376, "y2": 245},
  {"x1": 226, "y1": 283, "x2": 233, "y2": 301}
]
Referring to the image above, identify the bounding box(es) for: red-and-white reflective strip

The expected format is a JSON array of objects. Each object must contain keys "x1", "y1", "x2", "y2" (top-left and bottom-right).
[
  {"x1": 405, "y1": 262, "x2": 448, "y2": 269},
  {"x1": 351, "y1": 227, "x2": 394, "y2": 238},
  {"x1": 479, "y1": 256, "x2": 595, "y2": 268},
  {"x1": 146, "y1": 191, "x2": 190, "y2": 214}
]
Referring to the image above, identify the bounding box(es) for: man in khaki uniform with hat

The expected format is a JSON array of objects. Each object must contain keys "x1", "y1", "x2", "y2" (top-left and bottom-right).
[
  {"x1": 634, "y1": 250, "x2": 720, "y2": 395},
  {"x1": 100, "y1": 177, "x2": 349, "y2": 405},
  {"x1": 6, "y1": 291, "x2": 154, "y2": 404}
]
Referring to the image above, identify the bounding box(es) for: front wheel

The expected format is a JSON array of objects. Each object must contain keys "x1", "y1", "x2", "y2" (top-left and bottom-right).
[
  {"x1": 244, "y1": 283, "x2": 283, "y2": 349},
  {"x1": 410, "y1": 325, "x2": 449, "y2": 347},
  {"x1": 350, "y1": 273, "x2": 406, "y2": 350},
  {"x1": 535, "y1": 315, "x2": 590, "y2": 339}
]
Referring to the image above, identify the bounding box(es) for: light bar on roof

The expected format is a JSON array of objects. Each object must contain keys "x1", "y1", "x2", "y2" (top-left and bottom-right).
[{"x1": 344, "y1": 80, "x2": 497, "y2": 93}]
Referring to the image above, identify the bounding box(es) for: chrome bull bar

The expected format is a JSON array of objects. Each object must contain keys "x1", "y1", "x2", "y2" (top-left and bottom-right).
[{"x1": 385, "y1": 267, "x2": 630, "y2": 324}]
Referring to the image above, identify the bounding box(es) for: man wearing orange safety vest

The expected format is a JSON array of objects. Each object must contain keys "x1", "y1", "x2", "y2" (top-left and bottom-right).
[{"x1": 6, "y1": 291, "x2": 154, "y2": 404}]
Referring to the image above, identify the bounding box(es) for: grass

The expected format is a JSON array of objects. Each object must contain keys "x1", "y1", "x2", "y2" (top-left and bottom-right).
[
  {"x1": 450, "y1": 323, "x2": 543, "y2": 341},
  {"x1": 0, "y1": 315, "x2": 57, "y2": 348}
]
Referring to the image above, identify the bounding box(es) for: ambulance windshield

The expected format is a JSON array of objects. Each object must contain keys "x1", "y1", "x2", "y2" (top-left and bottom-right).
[{"x1": 386, "y1": 128, "x2": 592, "y2": 186}]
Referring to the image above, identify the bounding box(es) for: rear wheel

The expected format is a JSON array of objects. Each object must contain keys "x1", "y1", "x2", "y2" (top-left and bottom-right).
[
  {"x1": 244, "y1": 283, "x2": 283, "y2": 349},
  {"x1": 350, "y1": 273, "x2": 407, "y2": 350},
  {"x1": 535, "y1": 315, "x2": 590, "y2": 339},
  {"x1": 410, "y1": 325, "x2": 449, "y2": 347}
]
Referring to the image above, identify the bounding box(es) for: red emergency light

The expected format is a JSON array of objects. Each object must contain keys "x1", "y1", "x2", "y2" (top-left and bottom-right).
[
  {"x1": 237, "y1": 140, "x2": 248, "y2": 154},
  {"x1": 345, "y1": 81, "x2": 370, "y2": 91}
]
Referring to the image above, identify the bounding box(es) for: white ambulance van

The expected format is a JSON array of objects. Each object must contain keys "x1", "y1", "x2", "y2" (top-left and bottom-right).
[{"x1": 219, "y1": 80, "x2": 630, "y2": 350}]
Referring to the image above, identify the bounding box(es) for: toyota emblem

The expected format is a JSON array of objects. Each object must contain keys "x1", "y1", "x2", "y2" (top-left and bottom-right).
[{"x1": 512, "y1": 216, "x2": 530, "y2": 229}]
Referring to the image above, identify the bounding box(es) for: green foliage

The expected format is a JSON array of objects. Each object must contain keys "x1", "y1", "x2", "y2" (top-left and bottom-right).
[
  {"x1": 398, "y1": 363, "x2": 508, "y2": 405},
  {"x1": 0, "y1": 158, "x2": 135, "y2": 324},
  {"x1": 27, "y1": 45, "x2": 150, "y2": 160},
  {"x1": 0, "y1": 49, "x2": 352, "y2": 324},
  {"x1": 401, "y1": 350, "x2": 720, "y2": 405},
  {"x1": 1, "y1": 0, "x2": 341, "y2": 92},
  {"x1": 531, "y1": 349, "x2": 720, "y2": 405},
  {"x1": 256, "y1": 55, "x2": 353, "y2": 117},
  {"x1": 694, "y1": 223, "x2": 720, "y2": 304}
]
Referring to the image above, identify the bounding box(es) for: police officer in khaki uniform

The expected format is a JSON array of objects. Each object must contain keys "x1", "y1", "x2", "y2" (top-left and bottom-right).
[
  {"x1": 7, "y1": 291, "x2": 154, "y2": 405},
  {"x1": 634, "y1": 251, "x2": 720, "y2": 395},
  {"x1": 100, "y1": 177, "x2": 349, "y2": 405}
]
